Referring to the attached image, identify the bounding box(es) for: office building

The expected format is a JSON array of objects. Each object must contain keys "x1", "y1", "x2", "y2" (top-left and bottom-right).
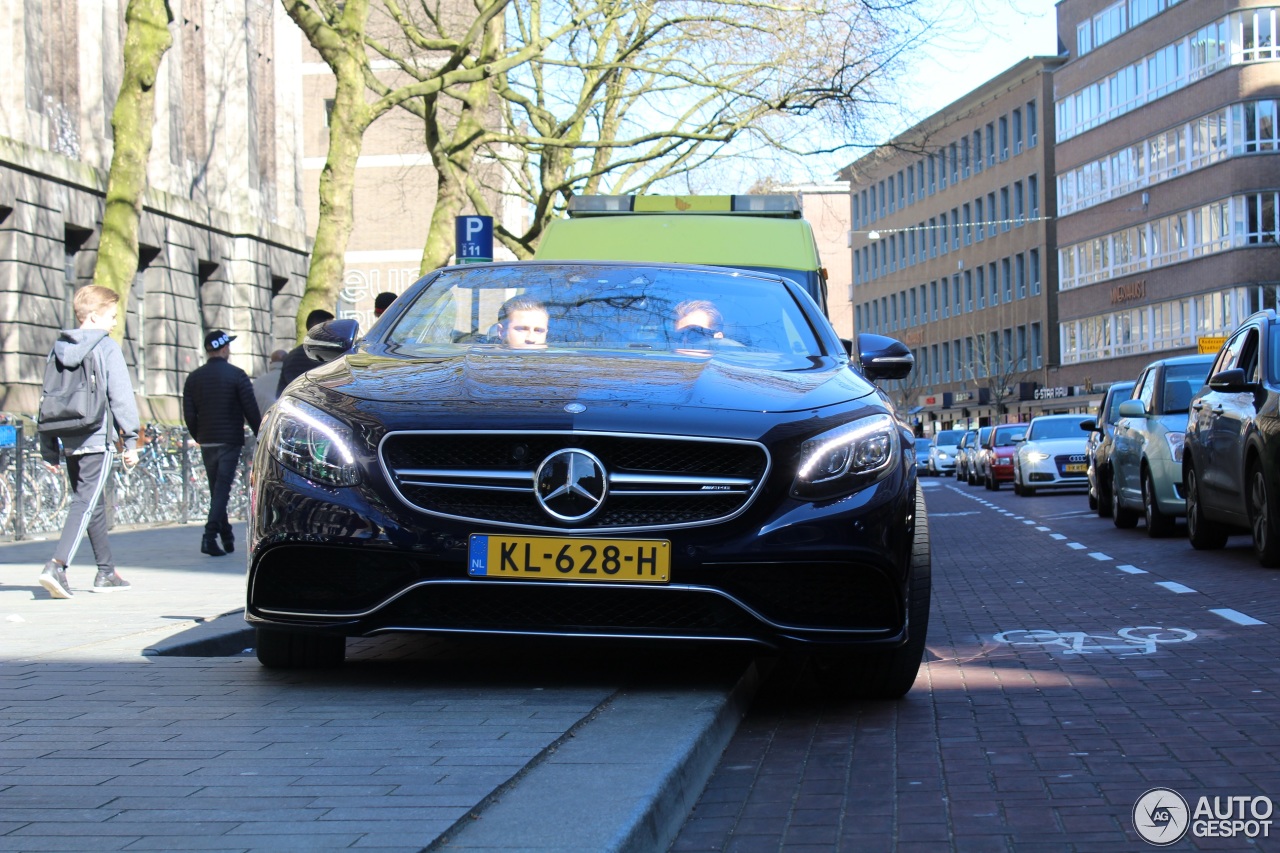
[
  {"x1": 842, "y1": 57, "x2": 1065, "y2": 430},
  {"x1": 1053, "y1": 0, "x2": 1280, "y2": 388}
]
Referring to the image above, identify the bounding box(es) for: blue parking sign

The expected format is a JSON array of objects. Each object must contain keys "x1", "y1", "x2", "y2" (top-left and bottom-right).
[{"x1": 455, "y1": 216, "x2": 493, "y2": 264}]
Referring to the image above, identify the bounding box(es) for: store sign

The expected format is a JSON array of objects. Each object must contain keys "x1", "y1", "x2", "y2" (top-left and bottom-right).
[
  {"x1": 1111, "y1": 279, "x2": 1147, "y2": 304},
  {"x1": 1034, "y1": 386, "x2": 1072, "y2": 400},
  {"x1": 952, "y1": 391, "x2": 974, "y2": 403}
]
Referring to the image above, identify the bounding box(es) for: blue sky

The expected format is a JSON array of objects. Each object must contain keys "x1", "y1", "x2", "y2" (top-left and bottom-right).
[{"x1": 898, "y1": 0, "x2": 1061, "y2": 126}]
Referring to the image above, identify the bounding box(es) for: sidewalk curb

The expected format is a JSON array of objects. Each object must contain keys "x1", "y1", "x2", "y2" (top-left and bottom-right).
[
  {"x1": 143, "y1": 608, "x2": 253, "y2": 657},
  {"x1": 432, "y1": 655, "x2": 763, "y2": 851}
]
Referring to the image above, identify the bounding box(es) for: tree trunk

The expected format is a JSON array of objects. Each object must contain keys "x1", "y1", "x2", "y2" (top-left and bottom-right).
[
  {"x1": 91, "y1": 0, "x2": 173, "y2": 340},
  {"x1": 298, "y1": 53, "x2": 369, "y2": 342},
  {"x1": 419, "y1": 18, "x2": 503, "y2": 275}
]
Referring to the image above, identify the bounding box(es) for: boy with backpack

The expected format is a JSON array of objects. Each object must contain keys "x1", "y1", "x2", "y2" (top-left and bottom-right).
[{"x1": 37, "y1": 285, "x2": 140, "y2": 598}]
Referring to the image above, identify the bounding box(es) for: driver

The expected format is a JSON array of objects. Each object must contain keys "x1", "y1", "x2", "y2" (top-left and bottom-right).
[
  {"x1": 673, "y1": 299, "x2": 724, "y2": 340},
  {"x1": 496, "y1": 295, "x2": 549, "y2": 349}
]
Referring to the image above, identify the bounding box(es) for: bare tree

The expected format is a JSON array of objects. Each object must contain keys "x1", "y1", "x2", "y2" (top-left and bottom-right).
[
  {"x1": 283, "y1": 0, "x2": 587, "y2": 340},
  {"x1": 91, "y1": 0, "x2": 174, "y2": 333},
  {"x1": 445, "y1": 0, "x2": 946, "y2": 260},
  {"x1": 961, "y1": 326, "x2": 1033, "y2": 418}
]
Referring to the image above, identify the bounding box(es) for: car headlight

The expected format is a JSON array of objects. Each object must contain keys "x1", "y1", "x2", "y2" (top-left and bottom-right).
[
  {"x1": 794, "y1": 413, "x2": 899, "y2": 499},
  {"x1": 1026, "y1": 451, "x2": 1050, "y2": 463},
  {"x1": 1165, "y1": 431, "x2": 1185, "y2": 463},
  {"x1": 266, "y1": 397, "x2": 360, "y2": 486}
]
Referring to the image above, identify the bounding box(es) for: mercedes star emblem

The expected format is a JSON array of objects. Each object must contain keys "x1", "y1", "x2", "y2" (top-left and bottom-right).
[{"x1": 535, "y1": 449, "x2": 607, "y2": 522}]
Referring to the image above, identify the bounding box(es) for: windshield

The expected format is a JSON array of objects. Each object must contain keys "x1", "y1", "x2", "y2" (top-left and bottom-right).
[
  {"x1": 915, "y1": 438, "x2": 931, "y2": 452},
  {"x1": 1160, "y1": 362, "x2": 1211, "y2": 414},
  {"x1": 993, "y1": 426, "x2": 1024, "y2": 446},
  {"x1": 1104, "y1": 384, "x2": 1134, "y2": 424},
  {"x1": 934, "y1": 430, "x2": 963, "y2": 446},
  {"x1": 1027, "y1": 418, "x2": 1084, "y2": 441},
  {"x1": 386, "y1": 264, "x2": 823, "y2": 367}
]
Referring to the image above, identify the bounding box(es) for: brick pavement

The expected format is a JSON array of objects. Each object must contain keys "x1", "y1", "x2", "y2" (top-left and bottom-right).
[
  {"x1": 672, "y1": 478, "x2": 1280, "y2": 851},
  {"x1": 0, "y1": 522, "x2": 756, "y2": 852}
]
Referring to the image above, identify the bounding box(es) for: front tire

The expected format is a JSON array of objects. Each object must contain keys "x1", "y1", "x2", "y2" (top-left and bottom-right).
[
  {"x1": 1112, "y1": 469, "x2": 1139, "y2": 529},
  {"x1": 255, "y1": 628, "x2": 346, "y2": 668},
  {"x1": 1248, "y1": 463, "x2": 1280, "y2": 568},
  {"x1": 1143, "y1": 470, "x2": 1176, "y2": 538},
  {"x1": 1186, "y1": 462, "x2": 1228, "y2": 550},
  {"x1": 1096, "y1": 467, "x2": 1113, "y2": 518},
  {"x1": 814, "y1": 485, "x2": 931, "y2": 700}
]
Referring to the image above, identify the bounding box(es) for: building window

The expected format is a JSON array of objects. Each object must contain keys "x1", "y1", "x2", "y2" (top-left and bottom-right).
[
  {"x1": 1030, "y1": 249, "x2": 1041, "y2": 295},
  {"x1": 1014, "y1": 181, "x2": 1025, "y2": 224},
  {"x1": 1000, "y1": 187, "x2": 1010, "y2": 231},
  {"x1": 1029, "y1": 175, "x2": 1039, "y2": 217},
  {"x1": 1027, "y1": 99, "x2": 1038, "y2": 146},
  {"x1": 975, "y1": 197, "x2": 985, "y2": 240},
  {"x1": 1002, "y1": 257, "x2": 1013, "y2": 301},
  {"x1": 1031, "y1": 322, "x2": 1042, "y2": 367},
  {"x1": 976, "y1": 266, "x2": 985, "y2": 309},
  {"x1": 988, "y1": 262, "x2": 998, "y2": 305},
  {"x1": 986, "y1": 122, "x2": 996, "y2": 165},
  {"x1": 1013, "y1": 108, "x2": 1023, "y2": 154},
  {"x1": 999, "y1": 116, "x2": 1009, "y2": 160},
  {"x1": 964, "y1": 270, "x2": 973, "y2": 312},
  {"x1": 1016, "y1": 253, "x2": 1027, "y2": 298}
]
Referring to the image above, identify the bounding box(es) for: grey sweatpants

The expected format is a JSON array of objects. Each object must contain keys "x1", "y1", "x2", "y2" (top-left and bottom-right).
[{"x1": 51, "y1": 448, "x2": 113, "y2": 571}]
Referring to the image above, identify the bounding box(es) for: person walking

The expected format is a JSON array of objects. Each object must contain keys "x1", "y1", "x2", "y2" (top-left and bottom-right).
[
  {"x1": 374, "y1": 291, "x2": 397, "y2": 318},
  {"x1": 37, "y1": 285, "x2": 140, "y2": 598},
  {"x1": 253, "y1": 349, "x2": 288, "y2": 417},
  {"x1": 276, "y1": 309, "x2": 334, "y2": 396},
  {"x1": 182, "y1": 330, "x2": 261, "y2": 557}
]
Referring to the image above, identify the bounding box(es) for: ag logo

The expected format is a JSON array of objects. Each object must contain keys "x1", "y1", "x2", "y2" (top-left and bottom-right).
[{"x1": 1133, "y1": 787, "x2": 1189, "y2": 845}]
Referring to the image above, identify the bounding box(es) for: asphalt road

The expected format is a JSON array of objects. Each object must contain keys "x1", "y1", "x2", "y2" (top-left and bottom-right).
[{"x1": 672, "y1": 476, "x2": 1280, "y2": 851}]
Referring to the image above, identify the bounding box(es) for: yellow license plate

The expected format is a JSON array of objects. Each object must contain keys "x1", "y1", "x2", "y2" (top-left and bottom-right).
[
  {"x1": 1064, "y1": 463, "x2": 1088, "y2": 473},
  {"x1": 467, "y1": 534, "x2": 670, "y2": 583}
]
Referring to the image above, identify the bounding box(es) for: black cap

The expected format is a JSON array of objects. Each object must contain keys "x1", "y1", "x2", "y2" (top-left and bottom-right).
[{"x1": 204, "y1": 330, "x2": 236, "y2": 351}]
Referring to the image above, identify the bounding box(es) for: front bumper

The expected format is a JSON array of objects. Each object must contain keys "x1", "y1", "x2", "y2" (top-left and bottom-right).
[
  {"x1": 1021, "y1": 456, "x2": 1089, "y2": 489},
  {"x1": 247, "y1": 459, "x2": 920, "y2": 651},
  {"x1": 1149, "y1": 455, "x2": 1186, "y2": 516}
]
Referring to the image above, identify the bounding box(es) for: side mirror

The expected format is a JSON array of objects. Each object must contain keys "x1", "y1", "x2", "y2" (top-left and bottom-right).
[
  {"x1": 857, "y1": 333, "x2": 914, "y2": 381},
  {"x1": 304, "y1": 318, "x2": 360, "y2": 363},
  {"x1": 1011, "y1": 432, "x2": 1026, "y2": 443},
  {"x1": 1117, "y1": 399, "x2": 1146, "y2": 418},
  {"x1": 1079, "y1": 418, "x2": 1097, "y2": 432},
  {"x1": 1208, "y1": 367, "x2": 1251, "y2": 393}
]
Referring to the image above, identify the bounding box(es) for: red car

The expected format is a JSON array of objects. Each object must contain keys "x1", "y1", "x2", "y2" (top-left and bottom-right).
[{"x1": 982, "y1": 422, "x2": 1029, "y2": 490}]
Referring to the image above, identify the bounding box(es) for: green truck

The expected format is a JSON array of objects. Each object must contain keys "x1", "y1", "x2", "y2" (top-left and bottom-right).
[{"x1": 533, "y1": 194, "x2": 830, "y2": 317}]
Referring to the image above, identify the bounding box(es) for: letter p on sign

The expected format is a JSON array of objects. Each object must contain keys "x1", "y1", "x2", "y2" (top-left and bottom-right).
[{"x1": 455, "y1": 216, "x2": 494, "y2": 264}]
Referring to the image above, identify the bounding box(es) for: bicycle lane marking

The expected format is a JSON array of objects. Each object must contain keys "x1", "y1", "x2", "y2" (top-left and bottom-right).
[{"x1": 944, "y1": 483, "x2": 1271, "y2": 628}]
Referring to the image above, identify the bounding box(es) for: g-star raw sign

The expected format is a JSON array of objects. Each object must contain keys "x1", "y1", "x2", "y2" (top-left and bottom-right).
[{"x1": 1034, "y1": 386, "x2": 1071, "y2": 400}]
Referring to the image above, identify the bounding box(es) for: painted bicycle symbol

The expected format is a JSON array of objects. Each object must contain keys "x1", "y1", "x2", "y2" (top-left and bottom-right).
[{"x1": 993, "y1": 626, "x2": 1196, "y2": 657}]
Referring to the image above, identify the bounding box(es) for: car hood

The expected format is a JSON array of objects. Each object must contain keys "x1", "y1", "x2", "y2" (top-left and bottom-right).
[
  {"x1": 1022, "y1": 437, "x2": 1088, "y2": 454},
  {"x1": 296, "y1": 348, "x2": 877, "y2": 414}
]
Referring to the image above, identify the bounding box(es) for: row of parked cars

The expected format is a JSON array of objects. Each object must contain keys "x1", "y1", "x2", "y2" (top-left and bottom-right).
[{"x1": 924, "y1": 308, "x2": 1280, "y2": 568}]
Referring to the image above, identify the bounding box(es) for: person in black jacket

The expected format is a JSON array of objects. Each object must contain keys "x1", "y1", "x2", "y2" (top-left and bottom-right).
[
  {"x1": 276, "y1": 309, "x2": 334, "y2": 396},
  {"x1": 183, "y1": 330, "x2": 261, "y2": 556}
]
